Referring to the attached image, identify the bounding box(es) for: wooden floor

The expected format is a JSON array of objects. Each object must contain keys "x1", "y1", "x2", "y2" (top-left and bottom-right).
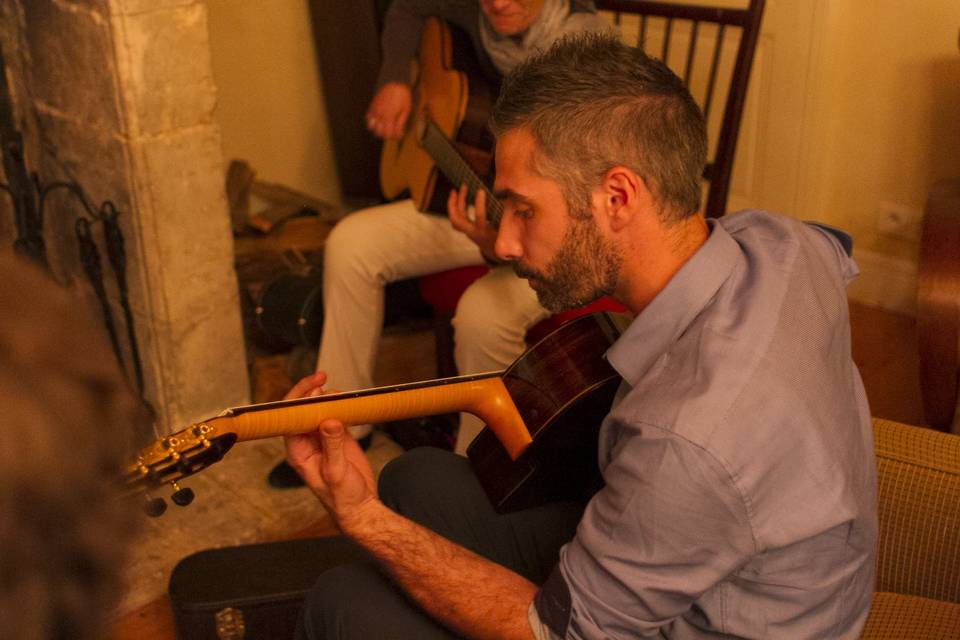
[{"x1": 110, "y1": 301, "x2": 928, "y2": 639}]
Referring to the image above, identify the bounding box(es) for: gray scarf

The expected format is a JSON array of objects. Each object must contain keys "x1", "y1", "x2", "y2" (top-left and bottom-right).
[{"x1": 479, "y1": 0, "x2": 571, "y2": 75}]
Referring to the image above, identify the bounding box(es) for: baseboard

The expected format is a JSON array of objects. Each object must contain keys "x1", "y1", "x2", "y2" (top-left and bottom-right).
[{"x1": 847, "y1": 249, "x2": 918, "y2": 316}]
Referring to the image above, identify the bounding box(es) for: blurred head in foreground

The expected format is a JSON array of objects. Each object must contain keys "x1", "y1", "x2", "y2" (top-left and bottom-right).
[{"x1": 0, "y1": 251, "x2": 149, "y2": 639}]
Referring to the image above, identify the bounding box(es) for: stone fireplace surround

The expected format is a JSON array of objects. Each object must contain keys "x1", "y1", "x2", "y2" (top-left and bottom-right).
[{"x1": 0, "y1": 0, "x2": 249, "y2": 446}]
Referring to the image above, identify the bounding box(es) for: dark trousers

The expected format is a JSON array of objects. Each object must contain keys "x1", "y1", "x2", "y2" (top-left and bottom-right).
[{"x1": 296, "y1": 447, "x2": 585, "y2": 639}]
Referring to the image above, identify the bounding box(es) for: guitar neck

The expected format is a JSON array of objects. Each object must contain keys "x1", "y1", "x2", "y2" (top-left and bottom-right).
[
  {"x1": 216, "y1": 374, "x2": 519, "y2": 443},
  {"x1": 420, "y1": 117, "x2": 502, "y2": 221},
  {"x1": 133, "y1": 373, "x2": 534, "y2": 479}
]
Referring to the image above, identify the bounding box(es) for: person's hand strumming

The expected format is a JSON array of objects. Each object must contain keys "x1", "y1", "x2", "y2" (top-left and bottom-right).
[{"x1": 366, "y1": 82, "x2": 413, "y2": 139}]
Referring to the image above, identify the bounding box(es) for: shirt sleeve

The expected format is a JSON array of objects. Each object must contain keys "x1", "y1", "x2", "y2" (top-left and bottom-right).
[
  {"x1": 376, "y1": 0, "x2": 481, "y2": 89},
  {"x1": 376, "y1": 0, "x2": 433, "y2": 89},
  {"x1": 806, "y1": 221, "x2": 859, "y2": 285},
  {"x1": 529, "y1": 600, "x2": 563, "y2": 640},
  {"x1": 534, "y1": 421, "x2": 756, "y2": 638}
]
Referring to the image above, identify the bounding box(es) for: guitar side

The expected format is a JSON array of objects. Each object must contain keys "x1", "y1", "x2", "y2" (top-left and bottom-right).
[{"x1": 468, "y1": 313, "x2": 624, "y2": 513}]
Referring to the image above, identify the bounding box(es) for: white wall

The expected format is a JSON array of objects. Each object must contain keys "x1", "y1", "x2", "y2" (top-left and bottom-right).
[
  {"x1": 729, "y1": 0, "x2": 960, "y2": 314},
  {"x1": 205, "y1": 0, "x2": 342, "y2": 207},
  {"x1": 811, "y1": 1, "x2": 960, "y2": 313}
]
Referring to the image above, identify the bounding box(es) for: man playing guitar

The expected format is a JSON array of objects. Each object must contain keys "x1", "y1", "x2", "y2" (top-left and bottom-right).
[{"x1": 288, "y1": 33, "x2": 877, "y2": 639}]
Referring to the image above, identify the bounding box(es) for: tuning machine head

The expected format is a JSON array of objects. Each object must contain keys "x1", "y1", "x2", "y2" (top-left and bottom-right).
[
  {"x1": 126, "y1": 423, "x2": 236, "y2": 517},
  {"x1": 171, "y1": 481, "x2": 195, "y2": 507},
  {"x1": 141, "y1": 480, "x2": 195, "y2": 517},
  {"x1": 143, "y1": 494, "x2": 167, "y2": 517}
]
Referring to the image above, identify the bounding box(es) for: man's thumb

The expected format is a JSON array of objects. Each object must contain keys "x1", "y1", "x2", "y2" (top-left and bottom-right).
[{"x1": 319, "y1": 420, "x2": 345, "y2": 461}]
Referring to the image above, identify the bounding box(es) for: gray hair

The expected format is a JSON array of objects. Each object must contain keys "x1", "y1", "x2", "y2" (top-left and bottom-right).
[{"x1": 490, "y1": 32, "x2": 707, "y2": 222}]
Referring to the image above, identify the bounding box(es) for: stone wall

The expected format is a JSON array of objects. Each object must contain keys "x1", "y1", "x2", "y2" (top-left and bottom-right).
[{"x1": 0, "y1": 0, "x2": 249, "y2": 443}]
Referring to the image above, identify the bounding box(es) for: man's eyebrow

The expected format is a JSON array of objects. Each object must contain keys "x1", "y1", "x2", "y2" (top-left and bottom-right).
[{"x1": 493, "y1": 187, "x2": 533, "y2": 206}]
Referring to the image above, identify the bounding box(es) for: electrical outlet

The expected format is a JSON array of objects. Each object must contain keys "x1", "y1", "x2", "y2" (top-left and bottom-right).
[{"x1": 876, "y1": 201, "x2": 923, "y2": 241}]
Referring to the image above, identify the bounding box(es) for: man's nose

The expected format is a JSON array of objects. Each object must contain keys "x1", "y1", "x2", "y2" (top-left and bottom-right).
[{"x1": 494, "y1": 213, "x2": 522, "y2": 262}]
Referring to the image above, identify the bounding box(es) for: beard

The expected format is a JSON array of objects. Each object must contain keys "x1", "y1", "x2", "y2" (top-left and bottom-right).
[{"x1": 513, "y1": 214, "x2": 622, "y2": 313}]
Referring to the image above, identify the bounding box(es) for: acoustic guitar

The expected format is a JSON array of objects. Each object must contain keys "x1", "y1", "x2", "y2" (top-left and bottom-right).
[
  {"x1": 379, "y1": 17, "x2": 500, "y2": 220},
  {"x1": 126, "y1": 312, "x2": 625, "y2": 514}
]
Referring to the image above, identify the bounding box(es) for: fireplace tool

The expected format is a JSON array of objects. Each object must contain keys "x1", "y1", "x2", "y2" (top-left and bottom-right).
[{"x1": 0, "y1": 43, "x2": 150, "y2": 416}]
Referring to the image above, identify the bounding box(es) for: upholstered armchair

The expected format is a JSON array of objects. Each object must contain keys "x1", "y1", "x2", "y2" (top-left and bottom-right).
[{"x1": 861, "y1": 418, "x2": 960, "y2": 638}]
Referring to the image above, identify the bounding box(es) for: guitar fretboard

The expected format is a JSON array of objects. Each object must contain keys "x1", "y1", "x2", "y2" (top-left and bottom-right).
[{"x1": 420, "y1": 117, "x2": 503, "y2": 224}]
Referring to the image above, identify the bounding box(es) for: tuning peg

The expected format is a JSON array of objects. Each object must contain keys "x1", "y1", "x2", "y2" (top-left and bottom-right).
[
  {"x1": 143, "y1": 495, "x2": 167, "y2": 517},
  {"x1": 170, "y1": 481, "x2": 195, "y2": 507},
  {"x1": 191, "y1": 424, "x2": 213, "y2": 449},
  {"x1": 177, "y1": 458, "x2": 193, "y2": 475}
]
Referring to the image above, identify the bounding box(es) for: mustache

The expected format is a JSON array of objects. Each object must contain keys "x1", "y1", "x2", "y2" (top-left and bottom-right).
[{"x1": 512, "y1": 263, "x2": 546, "y2": 281}]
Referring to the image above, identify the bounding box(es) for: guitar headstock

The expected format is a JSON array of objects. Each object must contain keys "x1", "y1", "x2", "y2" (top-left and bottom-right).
[{"x1": 124, "y1": 422, "x2": 237, "y2": 517}]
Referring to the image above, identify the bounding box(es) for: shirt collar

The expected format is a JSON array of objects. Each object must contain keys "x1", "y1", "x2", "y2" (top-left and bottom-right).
[{"x1": 607, "y1": 218, "x2": 740, "y2": 385}]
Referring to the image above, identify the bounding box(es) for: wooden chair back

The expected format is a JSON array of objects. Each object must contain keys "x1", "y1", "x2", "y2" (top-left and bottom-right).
[{"x1": 597, "y1": 0, "x2": 766, "y2": 218}]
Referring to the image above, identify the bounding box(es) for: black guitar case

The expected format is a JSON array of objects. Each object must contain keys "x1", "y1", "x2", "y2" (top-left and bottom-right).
[{"x1": 168, "y1": 536, "x2": 370, "y2": 640}]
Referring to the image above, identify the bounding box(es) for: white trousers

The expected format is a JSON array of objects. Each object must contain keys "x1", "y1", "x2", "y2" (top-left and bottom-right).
[{"x1": 317, "y1": 199, "x2": 549, "y2": 453}]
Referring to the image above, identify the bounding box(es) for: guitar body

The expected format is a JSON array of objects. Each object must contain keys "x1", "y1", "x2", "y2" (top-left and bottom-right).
[
  {"x1": 379, "y1": 17, "x2": 496, "y2": 214},
  {"x1": 468, "y1": 312, "x2": 624, "y2": 512}
]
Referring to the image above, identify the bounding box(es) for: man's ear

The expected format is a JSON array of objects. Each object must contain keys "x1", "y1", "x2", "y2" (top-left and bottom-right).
[{"x1": 596, "y1": 166, "x2": 648, "y2": 232}]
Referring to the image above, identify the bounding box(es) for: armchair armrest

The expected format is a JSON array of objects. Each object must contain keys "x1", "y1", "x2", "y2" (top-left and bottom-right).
[{"x1": 873, "y1": 418, "x2": 960, "y2": 603}]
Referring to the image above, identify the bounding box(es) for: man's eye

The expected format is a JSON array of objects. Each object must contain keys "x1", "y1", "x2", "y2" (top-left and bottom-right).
[{"x1": 515, "y1": 209, "x2": 532, "y2": 220}]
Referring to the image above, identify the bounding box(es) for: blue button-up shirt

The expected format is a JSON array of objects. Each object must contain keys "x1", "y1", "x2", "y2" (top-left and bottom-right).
[{"x1": 532, "y1": 210, "x2": 877, "y2": 638}]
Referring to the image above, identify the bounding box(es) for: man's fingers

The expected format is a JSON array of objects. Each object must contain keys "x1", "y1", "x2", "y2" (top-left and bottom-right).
[
  {"x1": 285, "y1": 431, "x2": 320, "y2": 466},
  {"x1": 284, "y1": 371, "x2": 328, "y2": 401},
  {"x1": 286, "y1": 420, "x2": 346, "y2": 497},
  {"x1": 447, "y1": 184, "x2": 470, "y2": 231},
  {"x1": 473, "y1": 189, "x2": 487, "y2": 225},
  {"x1": 447, "y1": 189, "x2": 458, "y2": 219},
  {"x1": 458, "y1": 184, "x2": 478, "y2": 223}
]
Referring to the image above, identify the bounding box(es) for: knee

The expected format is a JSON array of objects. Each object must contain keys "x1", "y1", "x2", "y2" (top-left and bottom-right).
[
  {"x1": 297, "y1": 564, "x2": 378, "y2": 639},
  {"x1": 451, "y1": 282, "x2": 507, "y2": 348},
  {"x1": 378, "y1": 447, "x2": 472, "y2": 518},
  {"x1": 452, "y1": 279, "x2": 530, "y2": 373},
  {"x1": 378, "y1": 447, "x2": 449, "y2": 508},
  {"x1": 322, "y1": 215, "x2": 368, "y2": 276}
]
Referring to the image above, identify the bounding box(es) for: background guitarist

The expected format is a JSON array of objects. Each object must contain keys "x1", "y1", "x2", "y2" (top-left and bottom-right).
[{"x1": 268, "y1": 0, "x2": 611, "y2": 487}]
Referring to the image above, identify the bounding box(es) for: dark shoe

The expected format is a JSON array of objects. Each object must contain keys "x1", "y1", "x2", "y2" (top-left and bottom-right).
[
  {"x1": 267, "y1": 432, "x2": 373, "y2": 489},
  {"x1": 267, "y1": 459, "x2": 304, "y2": 489}
]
